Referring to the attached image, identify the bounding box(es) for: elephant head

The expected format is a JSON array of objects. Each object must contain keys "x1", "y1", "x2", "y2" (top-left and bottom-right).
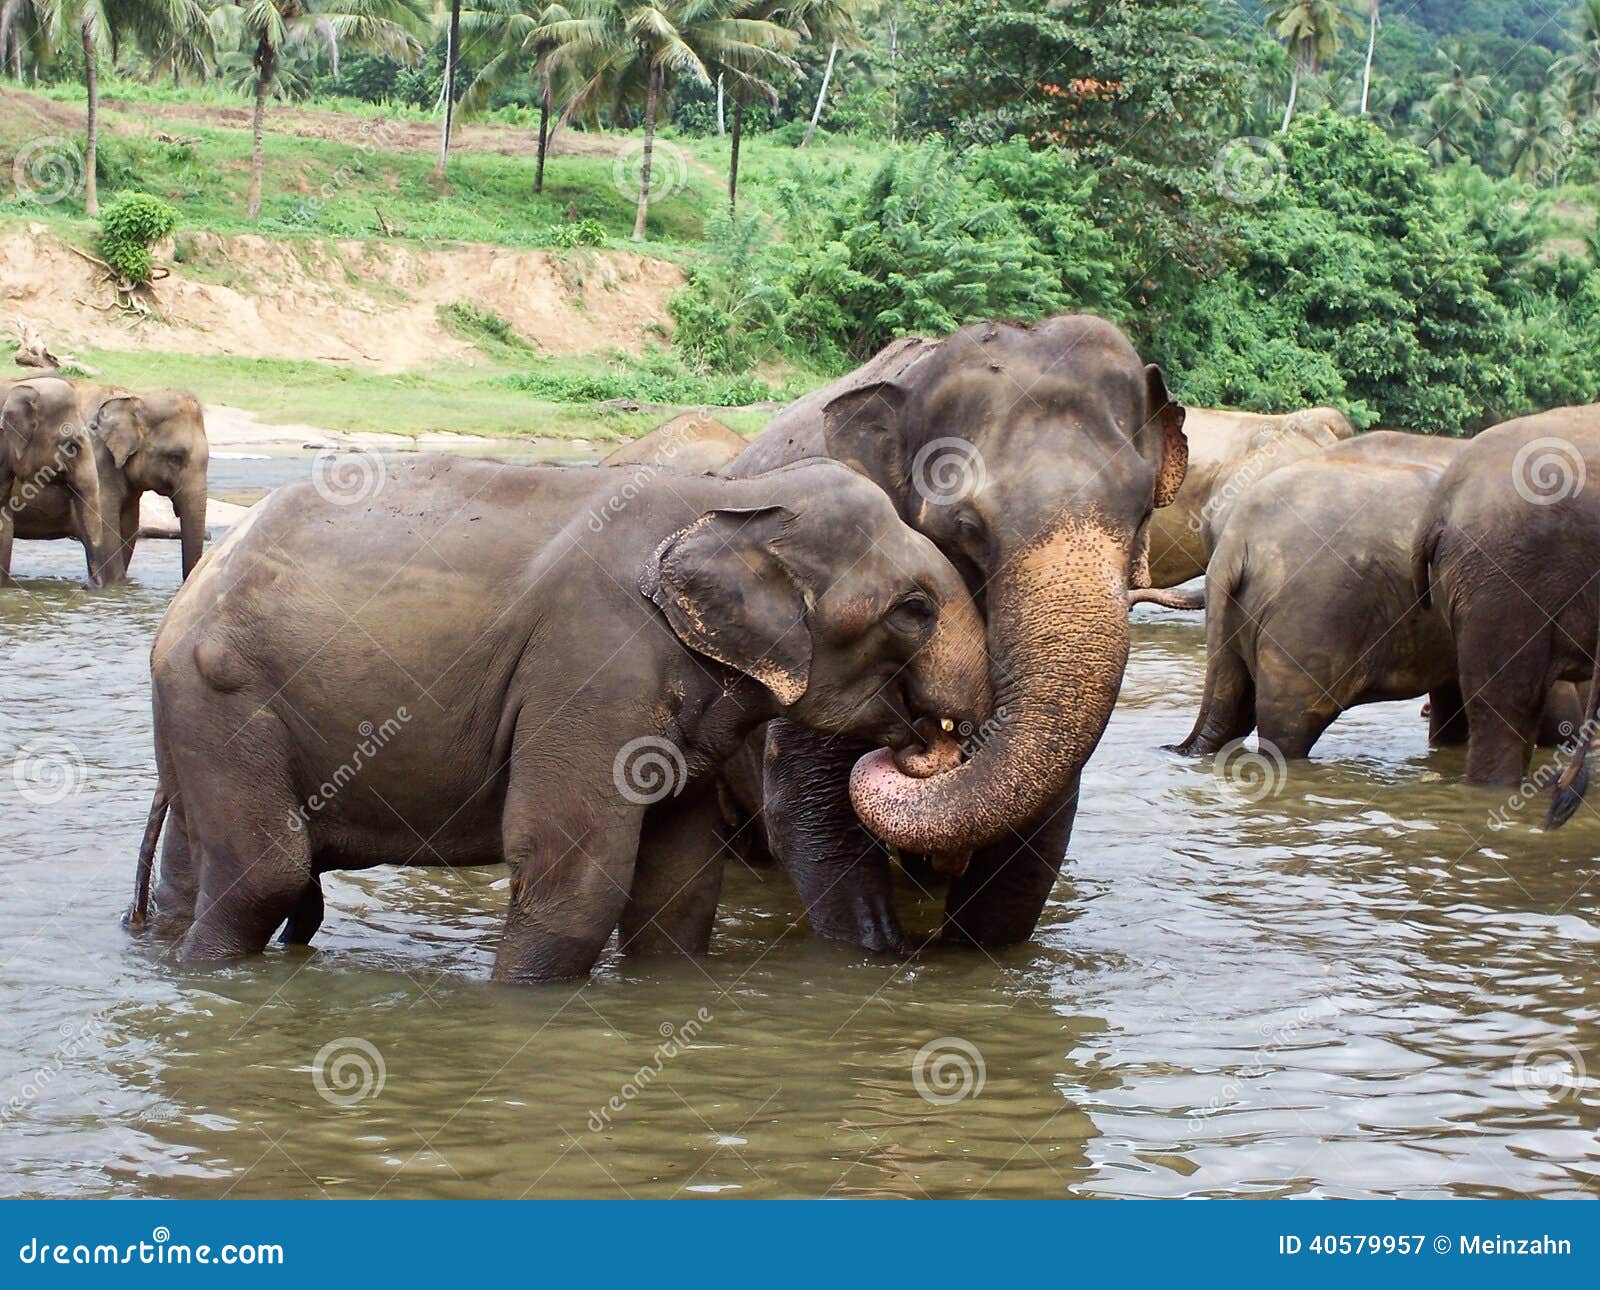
[
  {"x1": 1, "y1": 377, "x2": 110, "y2": 586},
  {"x1": 642, "y1": 460, "x2": 992, "y2": 751},
  {"x1": 90, "y1": 390, "x2": 210, "y2": 577},
  {"x1": 815, "y1": 316, "x2": 1187, "y2": 856}
]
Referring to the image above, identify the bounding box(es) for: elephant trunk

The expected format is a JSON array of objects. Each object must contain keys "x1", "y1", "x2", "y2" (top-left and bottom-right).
[
  {"x1": 850, "y1": 520, "x2": 1130, "y2": 854},
  {"x1": 176, "y1": 481, "x2": 207, "y2": 578},
  {"x1": 905, "y1": 554, "x2": 992, "y2": 729}
]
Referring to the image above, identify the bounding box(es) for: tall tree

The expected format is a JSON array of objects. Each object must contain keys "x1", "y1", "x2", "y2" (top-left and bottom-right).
[
  {"x1": 209, "y1": 1, "x2": 424, "y2": 221},
  {"x1": 538, "y1": 0, "x2": 795, "y2": 241},
  {"x1": 437, "y1": 0, "x2": 461, "y2": 177},
  {"x1": 1498, "y1": 90, "x2": 1567, "y2": 185},
  {"x1": 795, "y1": 0, "x2": 856, "y2": 147},
  {"x1": 1556, "y1": 0, "x2": 1600, "y2": 120},
  {"x1": 459, "y1": 2, "x2": 575, "y2": 197},
  {"x1": 1358, "y1": 0, "x2": 1377, "y2": 115},
  {"x1": 1265, "y1": 0, "x2": 1359, "y2": 131},
  {"x1": 717, "y1": 0, "x2": 799, "y2": 214},
  {"x1": 39, "y1": 1, "x2": 211, "y2": 216},
  {"x1": 1, "y1": 0, "x2": 43, "y2": 80}
]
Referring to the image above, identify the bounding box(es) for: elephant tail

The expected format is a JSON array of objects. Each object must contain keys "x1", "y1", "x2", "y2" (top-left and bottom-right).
[
  {"x1": 1547, "y1": 618, "x2": 1600, "y2": 830},
  {"x1": 1127, "y1": 585, "x2": 1206, "y2": 612},
  {"x1": 1172, "y1": 539, "x2": 1249, "y2": 755},
  {"x1": 1412, "y1": 513, "x2": 1445, "y2": 609},
  {"x1": 124, "y1": 786, "x2": 169, "y2": 931}
]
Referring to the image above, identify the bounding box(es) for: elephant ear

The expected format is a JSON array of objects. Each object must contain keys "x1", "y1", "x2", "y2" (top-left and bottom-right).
[
  {"x1": 820, "y1": 381, "x2": 909, "y2": 496},
  {"x1": 640, "y1": 506, "x2": 812, "y2": 706},
  {"x1": 94, "y1": 396, "x2": 146, "y2": 469},
  {"x1": 1, "y1": 384, "x2": 39, "y2": 440},
  {"x1": 1144, "y1": 364, "x2": 1188, "y2": 509}
]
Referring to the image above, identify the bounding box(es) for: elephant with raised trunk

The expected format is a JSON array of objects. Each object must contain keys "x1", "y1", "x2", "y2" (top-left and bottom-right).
[
  {"x1": 1, "y1": 377, "x2": 111, "y2": 587},
  {"x1": 1415, "y1": 404, "x2": 1600, "y2": 789},
  {"x1": 132, "y1": 455, "x2": 991, "y2": 981},
  {"x1": 723, "y1": 316, "x2": 1187, "y2": 951},
  {"x1": 4, "y1": 380, "x2": 210, "y2": 582}
]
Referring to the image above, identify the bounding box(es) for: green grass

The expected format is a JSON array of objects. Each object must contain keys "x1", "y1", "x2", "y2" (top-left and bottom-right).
[{"x1": 74, "y1": 349, "x2": 782, "y2": 441}]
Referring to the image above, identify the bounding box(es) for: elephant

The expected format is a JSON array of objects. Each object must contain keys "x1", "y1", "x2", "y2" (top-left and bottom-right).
[
  {"x1": 713, "y1": 316, "x2": 1187, "y2": 952},
  {"x1": 0, "y1": 376, "x2": 110, "y2": 587},
  {"x1": 1174, "y1": 431, "x2": 1469, "y2": 758},
  {"x1": 128, "y1": 454, "x2": 992, "y2": 982},
  {"x1": 2, "y1": 379, "x2": 210, "y2": 582},
  {"x1": 1415, "y1": 404, "x2": 1600, "y2": 789},
  {"x1": 600, "y1": 412, "x2": 745, "y2": 475},
  {"x1": 1138, "y1": 404, "x2": 1355, "y2": 595}
]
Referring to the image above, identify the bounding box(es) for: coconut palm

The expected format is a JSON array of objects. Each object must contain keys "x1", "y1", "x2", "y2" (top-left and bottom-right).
[
  {"x1": 537, "y1": 0, "x2": 796, "y2": 241},
  {"x1": 457, "y1": 2, "x2": 575, "y2": 195},
  {"x1": 1498, "y1": 91, "x2": 1568, "y2": 185},
  {"x1": 1265, "y1": 0, "x2": 1359, "y2": 131},
  {"x1": 437, "y1": 0, "x2": 461, "y2": 176},
  {"x1": 794, "y1": 0, "x2": 857, "y2": 147},
  {"x1": 716, "y1": 1, "x2": 800, "y2": 213},
  {"x1": 0, "y1": 0, "x2": 44, "y2": 80},
  {"x1": 209, "y1": 1, "x2": 425, "y2": 221},
  {"x1": 1412, "y1": 38, "x2": 1495, "y2": 165},
  {"x1": 1358, "y1": 0, "x2": 1378, "y2": 115},
  {"x1": 1556, "y1": 0, "x2": 1600, "y2": 120},
  {"x1": 36, "y1": 1, "x2": 212, "y2": 215}
]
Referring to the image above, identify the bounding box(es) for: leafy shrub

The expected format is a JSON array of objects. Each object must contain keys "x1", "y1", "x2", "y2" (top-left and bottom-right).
[
  {"x1": 98, "y1": 193, "x2": 179, "y2": 285},
  {"x1": 545, "y1": 218, "x2": 608, "y2": 248},
  {"x1": 505, "y1": 349, "x2": 784, "y2": 406},
  {"x1": 669, "y1": 210, "x2": 793, "y2": 372},
  {"x1": 437, "y1": 303, "x2": 536, "y2": 356}
]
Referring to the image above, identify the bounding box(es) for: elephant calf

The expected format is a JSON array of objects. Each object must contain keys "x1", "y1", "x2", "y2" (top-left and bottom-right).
[{"x1": 130, "y1": 455, "x2": 991, "y2": 982}]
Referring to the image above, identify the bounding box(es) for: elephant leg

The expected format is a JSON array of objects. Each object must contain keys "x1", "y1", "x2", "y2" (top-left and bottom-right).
[
  {"x1": 179, "y1": 799, "x2": 313, "y2": 962},
  {"x1": 619, "y1": 790, "x2": 723, "y2": 958},
  {"x1": 492, "y1": 743, "x2": 642, "y2": 983},
  {"x1": 1428, "y1": 683, "x2": 1470, "y2": 747},
  {"x1": 112, "y1": 495, "x2": 140, "y2": 583},
  {"x1": 277, "y1": 876, "x2": 325, "y2": 947},
  {"x1": 761, "y1": 719, "x2": 908, "y2": 955},
  {"x1": 1174, "y1": 644, "x2": 1256, "y2": 755},
  {"x1": 1460, "y1": 629, "x2": 1547, "y2": 786},
  {"x1": 942, "y1": 777, "x2": 1078, "y2": 948},
  {"x1": 1254, "y1": 675, "x2": 1336, "y2": 761},
  {"x1": 0, "y1": 468, "x2": 16, "y2": 588},
  {"x1": 1537, "y1": 681, "x2": 1584, "y2": 747},
  {"x1": 716, "y1": 731, "x2": 772, "y2": 868},
  {"x1": 150, "y1": 802, "x2": 199, "y2": 939}
]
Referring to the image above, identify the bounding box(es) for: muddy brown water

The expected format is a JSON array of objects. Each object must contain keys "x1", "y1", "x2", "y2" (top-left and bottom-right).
[{"x1": 3, "y1": 451, "x2": 1599, "y2": 1198}]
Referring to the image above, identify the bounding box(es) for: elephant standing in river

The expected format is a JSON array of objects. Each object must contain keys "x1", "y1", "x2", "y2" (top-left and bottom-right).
[
  {"x1": 1, "y1": 377, "x2": 110, "y2": 587},
  {"x1": 1415, "y1": 405, "x2": 1600, "y2": 787},
  {"x1": 3, "y1": 380, "x2": 210, "y2": 582},
  {"x1": 134, "y1": 456, "x2": 991, "y2": 980},
  {"x1": 1137, "y1": 405, "x2": 1354, "y2": 596}
]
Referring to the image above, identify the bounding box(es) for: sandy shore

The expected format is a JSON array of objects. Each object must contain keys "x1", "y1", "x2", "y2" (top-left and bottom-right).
[{"x1": 203, "y1": 403, "x2": 582, "y2": 451}]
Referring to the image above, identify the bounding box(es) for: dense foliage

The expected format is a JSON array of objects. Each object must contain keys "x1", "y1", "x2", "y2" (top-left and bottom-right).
[{"x1": 98, "y1": 192, "x2": 179, "y2": 284}]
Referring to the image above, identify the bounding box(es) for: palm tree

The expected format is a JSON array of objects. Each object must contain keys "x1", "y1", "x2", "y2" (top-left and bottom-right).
[
  {"x1": 1556, "y1": 0, "x2": 1600, "y2": 120},
  {"x1": 716, "y1": 1, "x2": 799, "y2": 213},
  {"x1": 796, "y1": 0, "x2": 856, "y2": 147},
  {"x1": 1358, "y1": 0, "x2": 1378, "y2": 115},
  {"x1": 1265, "y1": 0, "x2": 1359, "y2": 131},
  {"x1": 37, "y1": 1, "x2": 211, "y2": 216},
  {"x1": 1415, "y1": 38, "x2": 1496, "y2": 162},
  {"x1": 458, "y1": 2, "x2": 575, "y2": 196},
  {"x1": 537, "y1": 0, "x2": 795, "y2": 241},
  {"x1": 437, "y1": 0, "x2": 461, "y2": 177},
  {"x1": 1498, "y1": 91, "x2": 1568, "y2": 185},
  {"x1": 209, "y1": 1, "x2": 424, "y2": 221},
  {"x1": 0, "y1": 0, "x2": 43, "y2": 80}
]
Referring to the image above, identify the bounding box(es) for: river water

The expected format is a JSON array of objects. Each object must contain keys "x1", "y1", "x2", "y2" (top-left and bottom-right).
[{"x1": 2, "y1": 450, "x2": 1598, "y2": 1198}]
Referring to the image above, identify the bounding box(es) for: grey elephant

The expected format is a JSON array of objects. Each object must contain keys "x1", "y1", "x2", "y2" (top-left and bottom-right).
[
  {"x1": 129, "y1": 455, "x2": 991, "y2": 982},
  {"x1": 1136, "y1": 404, "x2": 1355, "y2": 598},
  {"x1": 1, "y1": 377, "x2": 111, "y2": 587},
  {"x1": 4, "y1": 380, "x2": 210, "y2": 582},
  {"x1": 600, "y1": 412, "x2": 746, "y2": 475},
  {"x1": 601, "y1": 317, "x2": 1189, "y2": 951},
  {"x1": 1415, "y1": 404, "x2": 1600, "y2": 792}
]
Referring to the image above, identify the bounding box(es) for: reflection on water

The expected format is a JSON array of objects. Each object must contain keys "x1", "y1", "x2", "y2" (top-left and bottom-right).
[{"x1": 2, "y1": 456, "x2": 1599, "y2": 1198}]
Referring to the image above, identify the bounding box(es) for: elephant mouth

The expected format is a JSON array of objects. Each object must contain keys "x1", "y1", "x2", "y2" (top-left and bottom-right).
[{"x1": 872, "y1": 721, "x2": 975, "y2": 878}]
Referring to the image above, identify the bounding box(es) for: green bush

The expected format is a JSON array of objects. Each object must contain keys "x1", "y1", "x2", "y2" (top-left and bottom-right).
[
  {"x1": 545, "y1": 218, "x2": 608, "y2": 248},
  {"x1": 99, "y1": 192, "x2": 179, "y2": 285},
  {"x1": 504, "y1": 349, "x2": 784, "y2": 406}
]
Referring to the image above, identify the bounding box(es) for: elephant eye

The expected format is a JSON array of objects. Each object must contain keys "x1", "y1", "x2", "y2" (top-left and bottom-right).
[{"x1": 886, "y1": 591, "x2": 937, "y2": 636}]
